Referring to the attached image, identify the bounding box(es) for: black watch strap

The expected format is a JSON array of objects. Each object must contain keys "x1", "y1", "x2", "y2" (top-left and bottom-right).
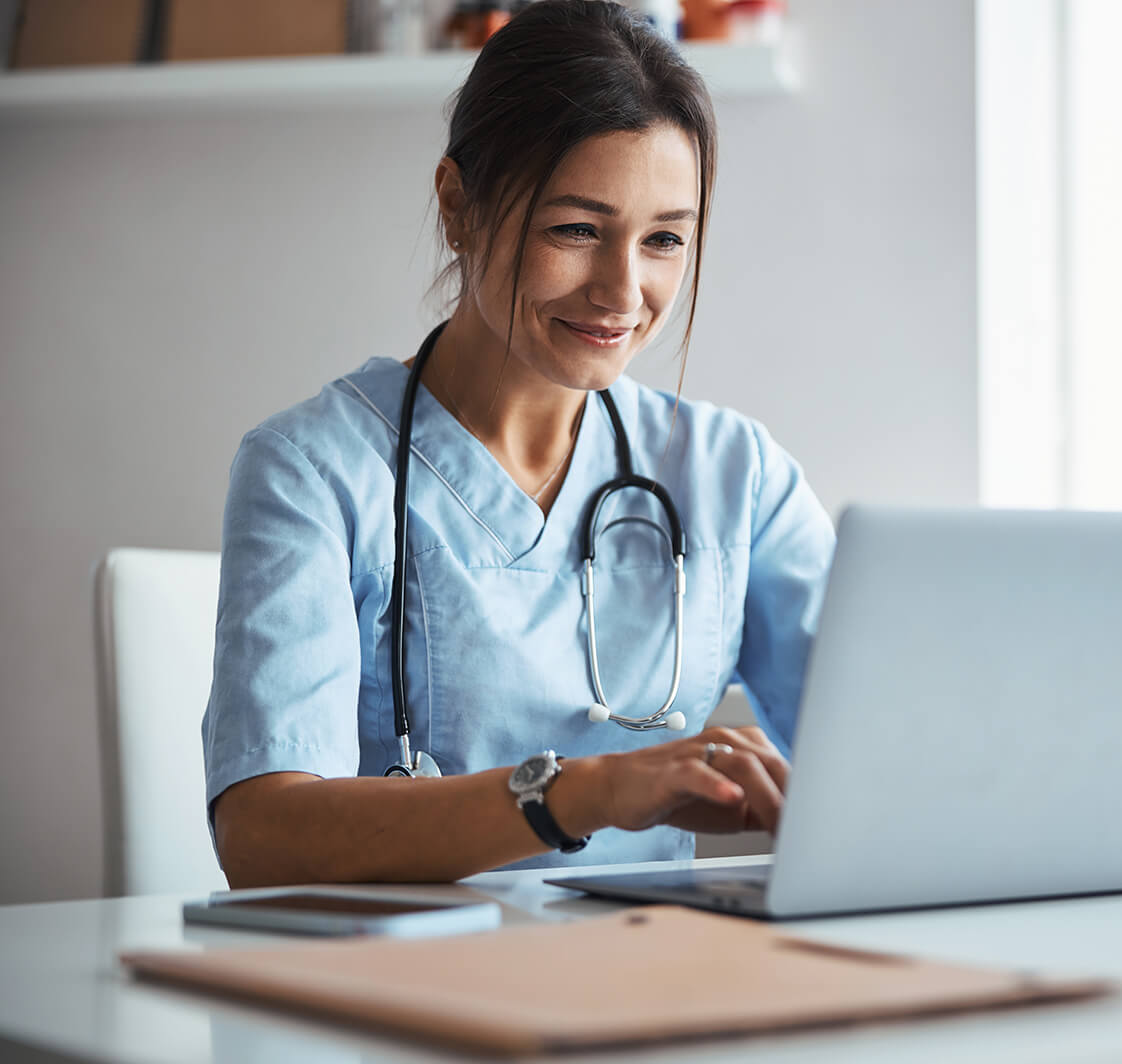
[{"x1": 520, "y1": 797, "x2": 589, "y2": 854}]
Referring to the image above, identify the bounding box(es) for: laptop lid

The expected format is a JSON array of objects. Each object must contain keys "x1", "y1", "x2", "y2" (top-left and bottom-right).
[{"x1": 767, "y1": 505, "x2": 1122, "y2": 916}]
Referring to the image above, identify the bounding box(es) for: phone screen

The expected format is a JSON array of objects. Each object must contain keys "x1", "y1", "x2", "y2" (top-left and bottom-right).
[{"x1": 210, "y1": 894, "x2": 446, "y2": 917}]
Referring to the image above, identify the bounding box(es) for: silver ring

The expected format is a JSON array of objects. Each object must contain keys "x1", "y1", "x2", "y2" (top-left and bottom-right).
[{"x1": 704, "y1": 742, "x2": 734, "y2": 766}]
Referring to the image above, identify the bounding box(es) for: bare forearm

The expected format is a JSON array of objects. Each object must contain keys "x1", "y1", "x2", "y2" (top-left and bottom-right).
[
  {"x1": 215, "y1": 758, "x2": 609, "y2": 887},
  {"x1": 215, "y1": 725, "x2": 787, "y2": 887}
]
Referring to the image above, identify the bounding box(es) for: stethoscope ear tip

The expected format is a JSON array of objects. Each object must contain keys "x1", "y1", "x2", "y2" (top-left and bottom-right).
[
  {"x1": 665, "y1": 711, "x2": 687, "y2": 731},
  {"x1": 588, "y1": 703, "x2": 611, "y2": 723}
]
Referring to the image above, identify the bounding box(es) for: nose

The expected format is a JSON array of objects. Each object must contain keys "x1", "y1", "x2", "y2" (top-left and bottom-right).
[{"x1": 586, "y1": 244, "x2": 643, "y2": 317}]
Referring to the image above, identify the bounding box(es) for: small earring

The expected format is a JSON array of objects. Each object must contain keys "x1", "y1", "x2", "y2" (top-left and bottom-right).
[{"x1": 451, "y1": 239, "x2": 463, "y2": 251}]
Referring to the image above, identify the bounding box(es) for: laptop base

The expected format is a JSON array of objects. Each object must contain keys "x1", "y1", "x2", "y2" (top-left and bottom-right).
[{"x1": 546, "y1": 864, "x2": 773, "y2": 919}]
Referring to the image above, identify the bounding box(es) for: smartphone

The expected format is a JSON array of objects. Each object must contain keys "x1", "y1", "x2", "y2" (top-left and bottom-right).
[{"x1": 182, "y1": 886, "x2": 502, "y2": 937}]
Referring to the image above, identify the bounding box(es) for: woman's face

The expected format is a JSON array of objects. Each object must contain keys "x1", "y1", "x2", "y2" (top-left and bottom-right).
[{"x1": 459, "y1": 123, "x2": 700, "y2": 394}]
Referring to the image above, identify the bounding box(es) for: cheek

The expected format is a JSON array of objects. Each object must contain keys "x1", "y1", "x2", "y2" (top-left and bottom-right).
[
  {"x1": 469, "y1": 253, "x2": 518, "y2": 327},
  {"x1": 647, "y1": 258, "x2": 691, "y2": 313},
  {"x1": 519, "y1": 246, "x2": 588, "y2": 303}
]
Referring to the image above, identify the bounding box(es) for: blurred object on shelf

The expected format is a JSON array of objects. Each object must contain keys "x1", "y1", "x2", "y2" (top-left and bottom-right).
[
  {"x1": 349, "y1": 0, "x2": 378, "y2": 51},
  {"x1": 625, "y1": 0, "x2": 681, "y2": 42},
  {"x1": 729, "y1": 0, "x2": 784, "y2": 44},
  {"x1": 351, "y1": 0, "x2": 427, "y2": 54},
  {"x1": 681, "y1": 0, "x2": 728, "y2": 42},
  {"x1": 8, "y1": 0, "x2": 148, "y2": 69},
  {"x1": 1, "y1": 0, "x2": 20, "y2": 68},
  {"x1": 165, "y1": 0, "x2": 347, "y2": 61},
  {"x1": 683, "y1": 0, "x2": 783, "y2": 42},
  {"x1": 445, "y1": 0, "x2": 509, "y2": 49}
]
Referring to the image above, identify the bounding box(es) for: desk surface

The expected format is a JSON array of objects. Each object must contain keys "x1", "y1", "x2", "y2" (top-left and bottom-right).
[{"x1": 3, "y1": 856, "x2": 1121, "y2": 1064}]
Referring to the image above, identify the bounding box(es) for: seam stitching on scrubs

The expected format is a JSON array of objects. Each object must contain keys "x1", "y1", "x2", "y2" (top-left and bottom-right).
[
  {"x1": 412, "y1": 553, "x2": 435, "y2": 756},
  {"x1": 370, "y1": 567, "x2": 387, "y2": 748},
  {"x1": 406, "y1": 544, "x2": 449, "y2": 564},
  {"x1": 236, "y1": 740, "x2": 327, "y2": 755},
  {"x1": 339, "y1": 377, "x2": 515, "y2": 562},
  {"x1": 707, "y1": 547, "x2": 726, "y2": 715},
  {"x1": 749, "y1": 421, "x2": 765, "y2": 535},
  {"x1": 351, "y1": 560, "x2": 393, "y2": 582}
]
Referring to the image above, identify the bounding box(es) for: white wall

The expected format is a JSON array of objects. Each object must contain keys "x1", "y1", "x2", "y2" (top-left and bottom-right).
[{"x1": 0, "y1": 0, "x2": 976, "y2": 903}]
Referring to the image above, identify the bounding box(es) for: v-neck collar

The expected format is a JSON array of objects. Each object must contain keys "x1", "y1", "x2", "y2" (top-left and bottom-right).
[{"x1": 347, "y1": 358, "x2": 636, "y2": 566}]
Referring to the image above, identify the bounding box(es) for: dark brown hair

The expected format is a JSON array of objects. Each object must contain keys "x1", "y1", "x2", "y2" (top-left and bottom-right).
[{"x1": 439, "y1": 0, "x2": 717, "y2": 357}]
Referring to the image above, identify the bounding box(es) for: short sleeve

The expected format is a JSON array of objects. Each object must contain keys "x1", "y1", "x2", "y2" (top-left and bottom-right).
[
  {"x1": 202, "y1": 426, "x2": 363, "y2": 824},
  {"x1": 735, "y1": 421, "x2": 835, "y2": 755}
]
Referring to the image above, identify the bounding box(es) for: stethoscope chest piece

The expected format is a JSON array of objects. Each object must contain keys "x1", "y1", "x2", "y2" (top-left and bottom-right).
[{"x1": 384, "y1": 746, "x2": 442, "y2": 779}]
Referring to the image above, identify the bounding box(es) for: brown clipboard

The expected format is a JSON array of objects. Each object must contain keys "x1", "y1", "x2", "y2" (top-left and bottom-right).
[{"x1": 121, "y1": 905, "x2": 1112, "y2": 1055}]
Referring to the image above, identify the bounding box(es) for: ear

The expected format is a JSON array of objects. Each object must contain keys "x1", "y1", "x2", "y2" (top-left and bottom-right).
[{"x1": 435, "y1": 157, "x2": 469, "y2": 252}]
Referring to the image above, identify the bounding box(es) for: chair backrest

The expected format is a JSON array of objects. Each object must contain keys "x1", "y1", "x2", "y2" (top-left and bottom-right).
[{"x1": 94, "y1": 548, "x2": 228, "y2": 896}]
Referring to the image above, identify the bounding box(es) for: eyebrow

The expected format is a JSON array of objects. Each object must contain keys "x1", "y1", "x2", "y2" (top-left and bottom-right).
[{"x1": 542, "y1": 194, "x2": 698, "y2": 223}]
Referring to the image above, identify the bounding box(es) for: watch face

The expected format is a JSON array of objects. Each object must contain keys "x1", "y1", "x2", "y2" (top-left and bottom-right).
[{"x1": 510, "y1": 754, "x2": 552, "y2": 794}]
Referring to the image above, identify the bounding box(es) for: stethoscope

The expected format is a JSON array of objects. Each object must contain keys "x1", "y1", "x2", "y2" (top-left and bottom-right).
[{"x1": 385, "y1": 322, "x2": 688, "y2": 779}]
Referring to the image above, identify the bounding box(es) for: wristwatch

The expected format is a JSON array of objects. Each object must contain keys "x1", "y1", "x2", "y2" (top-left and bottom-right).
[{"x1": 508, "y1": 750, "x2": 589, "y2": 854}]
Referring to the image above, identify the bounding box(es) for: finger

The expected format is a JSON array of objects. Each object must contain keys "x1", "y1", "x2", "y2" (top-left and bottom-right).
[
  {"x1": 668, "y1": 757, "x2": 746, "y2": 808},
  {"x1": 741, "y1": 759, "x2": 783, "y2": 834},
  {"x1": 700, "y1": 741, "x2": 735, "y2": 767},
  {"x1": 705, "y1": 727, "x2": 790, "y2": 794},
  {"x1": 705, "y1": 725, "x2": 774, "y2": 756},
  {"x1": 666, "y1": 797, "x2": 758, "y2": 835},
  {"x1": 710, "y1": 749, "x2": 783, "y2": 833},
  {"x1": 741, "y1": 725, "x2": 776, "y2": 750},
  {"x1": 726, "y1": 727, "x2": 790, "y2": 794},
  {"x1": 750, "y1": 745, "x2": 790, "y2": 795}
]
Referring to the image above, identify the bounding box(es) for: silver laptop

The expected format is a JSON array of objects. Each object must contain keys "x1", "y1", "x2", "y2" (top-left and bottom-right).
[{"x1": 548, "y1": 505, "x2": 1122, "y2": 919}]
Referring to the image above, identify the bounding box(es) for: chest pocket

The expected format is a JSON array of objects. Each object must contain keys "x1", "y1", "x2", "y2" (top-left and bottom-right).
[{"x1": 398, "y1": 528, "x2": 725, "y2": 778}]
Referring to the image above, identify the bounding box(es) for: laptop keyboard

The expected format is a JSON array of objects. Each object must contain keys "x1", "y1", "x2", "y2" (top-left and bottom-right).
[
  {"x1": 666, "y1": 867, "x2": 770, "y2": 913},
  {"x1": 699, "y1": 868, "x2": 772, "y2": 891}
]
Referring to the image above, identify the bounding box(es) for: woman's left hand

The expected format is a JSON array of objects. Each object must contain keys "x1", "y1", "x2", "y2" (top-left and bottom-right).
[
  {"x1": 576, "y1": 724, "x2": 790, "y2": 837},
  {"x1": 662, "y1": 726, "x2": 789, "y2": 834}
]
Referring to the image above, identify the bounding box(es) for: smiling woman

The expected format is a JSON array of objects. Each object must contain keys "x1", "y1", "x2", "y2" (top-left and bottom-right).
[{"x1": 203, "y1": 0, "x2": 836, "y2": 889}]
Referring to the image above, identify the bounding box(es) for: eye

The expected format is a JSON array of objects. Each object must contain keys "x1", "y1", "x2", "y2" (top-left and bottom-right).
[
  {"x1": 646, "y1": 231, "x2": 685, "y2": 252},
  {"x1": 550, "y1": 223, "x2": 598, "y2": 242}
]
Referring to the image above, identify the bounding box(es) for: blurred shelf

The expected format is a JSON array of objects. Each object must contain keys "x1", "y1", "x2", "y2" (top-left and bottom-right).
[{"x1": 0, "y1": 41, "x2": 795, "y2": 115}]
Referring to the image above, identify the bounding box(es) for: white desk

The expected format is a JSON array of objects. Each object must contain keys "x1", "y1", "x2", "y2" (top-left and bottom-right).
[{"x1": 3, "y1": 856, "x2": 1121, "y2": 1064}]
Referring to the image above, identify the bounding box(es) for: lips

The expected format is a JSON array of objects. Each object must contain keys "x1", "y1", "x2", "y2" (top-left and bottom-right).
[
  {"x1": 563, "y1": 321, "x2": 631, "y2": 337},
  {"x1": 557, "y1": 320, "x2": 635, "y2": 346}
]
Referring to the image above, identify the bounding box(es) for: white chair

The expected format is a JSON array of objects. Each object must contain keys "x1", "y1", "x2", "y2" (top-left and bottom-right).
[{"x1": 94, "y1": 548, "x2": 228, "y2": 896}]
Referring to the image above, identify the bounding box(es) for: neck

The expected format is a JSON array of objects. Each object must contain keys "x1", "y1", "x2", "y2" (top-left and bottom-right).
[{"x1": 422, "y1": 310, "x2": 589, "y2": 505}]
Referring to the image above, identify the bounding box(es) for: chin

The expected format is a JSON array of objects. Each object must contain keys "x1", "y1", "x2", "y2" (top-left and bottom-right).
[
  {"x1": 539, "y1": 325, "x2": 648, "y2": 391},
  {"x1": 553, "y1": 351, "x2": 636, "y2": 394}
]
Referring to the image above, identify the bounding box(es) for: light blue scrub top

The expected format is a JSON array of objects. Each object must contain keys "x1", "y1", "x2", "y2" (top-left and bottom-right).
[{"x1": 203, "y1": 355, "x2": 835, "y2": 870}]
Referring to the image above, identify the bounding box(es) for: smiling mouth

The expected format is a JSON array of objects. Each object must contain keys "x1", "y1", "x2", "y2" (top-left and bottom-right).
[{"x1": 557, "y1": 320, "x2": 634, "y2": 346}]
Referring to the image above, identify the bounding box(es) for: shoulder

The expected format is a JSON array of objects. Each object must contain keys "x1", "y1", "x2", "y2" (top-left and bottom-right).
[
  {"x1": 611, "y1": 374, "x2": 764, "y2": 461},
  {"x1": 609, "y1": 375, "x2": 821, "y2": 551},
  {"x1": 223, "y1": 358, "x2": 408, "y2": 554},
  {"x1": 614, "y1": 374, "x2": 774, "y2": 495},
  {"x1": 245, "y1": 357, "x2": 406, "y2": 475}
]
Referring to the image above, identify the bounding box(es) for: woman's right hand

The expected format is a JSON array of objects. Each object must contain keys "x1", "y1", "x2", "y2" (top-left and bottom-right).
[{"x1": 592, "y1": 726, "x2": 789, "y2": 836}]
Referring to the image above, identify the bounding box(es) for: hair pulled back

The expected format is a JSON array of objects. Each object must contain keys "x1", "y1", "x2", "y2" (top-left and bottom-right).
[{"x1": 440, "y1": 0, "x2": 717, "y2": 352}]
